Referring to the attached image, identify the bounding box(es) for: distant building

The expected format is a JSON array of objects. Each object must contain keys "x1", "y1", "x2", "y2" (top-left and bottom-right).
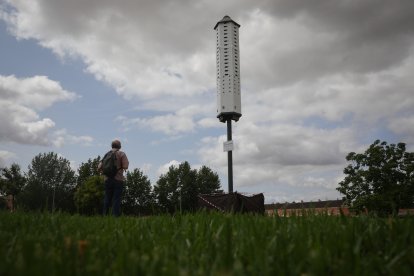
[
  {"x1": 265, "y1": 199, "x2": 414, "y2": 216},
  {"x1": 265, "y1": 199, "x2": 349, "y2": 216}
]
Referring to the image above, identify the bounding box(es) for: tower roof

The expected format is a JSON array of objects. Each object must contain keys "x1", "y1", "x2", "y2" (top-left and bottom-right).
[{"x1": 214, "y1": 15, "x2": 240, "y2": 30}]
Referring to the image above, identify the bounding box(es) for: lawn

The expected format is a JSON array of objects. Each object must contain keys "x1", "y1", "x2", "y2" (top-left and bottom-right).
[{"x1": 1, "y1": 211, "x2": 413, "y2": 275}]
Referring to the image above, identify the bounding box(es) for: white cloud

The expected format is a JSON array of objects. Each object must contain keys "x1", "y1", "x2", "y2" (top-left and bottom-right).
[
  {"x1": 2, "y1": 0, "x2": 414, "y2": 202},
  {"x1": 52, "y1": 129, "x2": 94, "y2": 148},
  {"x1": 117, "y1": 114, "x2": 195, "y2": 135},
  {"x1": 117, "y1": 104, "x2": 215, "y2": 135},
  {"x1": 0, "y1": 150, "x2": 16, "y2": 168},
  {"x1": 1, "y1": 0, "x2": 217, "y2": 106},
  {"x1": 0, "y1": 75, "x2": 92, "y2": 148},
  {"x1": 197, "y1": 118, "x2": 358, "y2": 201},
  {"x1": 197, "y1": 118, "x2": 219, "y2": 129},
  {"x1": 0, "y1": 75, "x2": 77, "y2": 109},
  {"x1": 0, "y1": 75, "x2": 76, "y2": 145},
  {"x1": 156, "y1": 160, "x2": 181, "y2": 177},
  {"x1": 388, "y1": 116, "x2": 414, "y2": 136}
]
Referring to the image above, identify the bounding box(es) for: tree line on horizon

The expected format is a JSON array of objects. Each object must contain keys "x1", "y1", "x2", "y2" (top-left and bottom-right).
[
  {"x1": 0, "y1": 152, "x2": 221, "y2": 215},
  {"x1": 1, "y1": 140, "x2": 414, "y2": 217}
]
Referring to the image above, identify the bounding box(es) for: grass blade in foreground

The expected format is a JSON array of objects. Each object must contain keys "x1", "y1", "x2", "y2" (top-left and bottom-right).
[{"x1": 0, "y1": 211, "x2": 413, "y2": 275}]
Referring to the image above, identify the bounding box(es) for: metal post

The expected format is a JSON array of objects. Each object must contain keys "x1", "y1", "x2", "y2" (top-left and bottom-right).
[{"x1": 227, "y1": 119, "x2": 233, "y2": 193}]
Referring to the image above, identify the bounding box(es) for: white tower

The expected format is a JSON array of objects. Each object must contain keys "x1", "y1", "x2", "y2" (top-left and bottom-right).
[{"x1": 215, "y1": 15, "x2": 241, "y2": 123}]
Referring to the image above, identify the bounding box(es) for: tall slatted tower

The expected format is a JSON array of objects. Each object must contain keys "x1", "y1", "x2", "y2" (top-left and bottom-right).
[
  {"x1": 215, "y1": 15, "x2": 241, "y2": 123},
  {"x1": 214, "y1": 15, "x2": 241, "y2": 193}
]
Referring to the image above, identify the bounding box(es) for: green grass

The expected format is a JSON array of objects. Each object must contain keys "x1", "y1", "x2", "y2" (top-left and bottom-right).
[{"x1": 1, "y1": 211, "x2": 413, "y2": 275}]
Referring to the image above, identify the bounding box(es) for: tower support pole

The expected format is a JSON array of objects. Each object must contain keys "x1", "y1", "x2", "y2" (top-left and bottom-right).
[{"x1": 227, "y1": 119, "x2": 233, "y2": 193}]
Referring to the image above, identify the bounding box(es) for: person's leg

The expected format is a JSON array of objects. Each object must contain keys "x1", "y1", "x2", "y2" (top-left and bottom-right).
[
  {"x1": 112, "y1": 180, "x2": 124, "y2": 217},
  {"x1": 103, "y1": 179, "x2": 114, "y2": 215}
]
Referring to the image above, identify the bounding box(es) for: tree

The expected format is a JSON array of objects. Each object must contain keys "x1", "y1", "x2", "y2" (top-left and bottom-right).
[
  {"x1": 197, "y1": 165, "x2": 221, "y2": 194},
  {"x1": 154, "y1": 163, "x2": 184, "y2": 213},
  {"x1": 178, "y1": 162, "x2": 198, "y2": 212},
  {"x1": 20, "y1": 152, "x2": 77, "y2": 212},
  {"x1": 76, "y1": 156, "x2": 101, "y2": 188},
  {"x1": 123, "y1": 168, "x2": 154, "y2": 216},
  {"x1": 0, "y1": 163, "x2": 26, "y2": 210},
  {"x1": 74, "y1": 156, "x2": 103, "y2": 215},
  {"x1": 337, "y1": 140, "x2": 414, "y2": 216},
  {"x1": 153, "y1": 162, "x2": 221, "y2": 213},
  {"x1": 74, "y1": 175, "x2": 104, "y2": 215}
]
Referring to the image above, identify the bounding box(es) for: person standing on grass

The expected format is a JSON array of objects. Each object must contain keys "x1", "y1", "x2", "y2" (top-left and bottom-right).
[{"x1": 98, "y1": 139, "x2": 129, "y2": 217}]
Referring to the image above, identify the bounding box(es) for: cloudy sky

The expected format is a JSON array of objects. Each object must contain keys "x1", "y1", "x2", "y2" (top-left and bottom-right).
[{"x1": 1, "y1": 0, "x2": 414, "y2": 203}]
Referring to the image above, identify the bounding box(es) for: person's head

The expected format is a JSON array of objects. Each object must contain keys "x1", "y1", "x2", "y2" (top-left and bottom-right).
[{"x1": 111, "y1": 139, "x2": 121, "y2": 149}]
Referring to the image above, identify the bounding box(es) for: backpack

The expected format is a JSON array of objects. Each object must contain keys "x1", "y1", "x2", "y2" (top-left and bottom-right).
[{"x1": 102, "y1": 150, "x2": 119, "y2": 178}]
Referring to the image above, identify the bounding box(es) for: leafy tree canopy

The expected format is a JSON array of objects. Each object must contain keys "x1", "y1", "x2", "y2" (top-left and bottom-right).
[
  {"x1": 154, "y1": 161, "x2": 221, "y2": 213},
  {"x1": 20, "y1": 152, "x2": 77, "y2": 212},
  {"x1": 197, "y1": 165, "x2": 221, "y2": 194},
  {"x1": 0, "y1": 163, "x2": 25, "y2": 197},
  {"x1": 0, "y1": 163, "x2": 26, "y2": 210},
  {"x1": 74, "y1": 175, "x2": 104, "y2": 215},
  {"x1": 2, "y1": 152, "x2": 221, "y2": 215},
  {"x1": 77, "y1": 156, "x2": 101, "y2": 187},
  {"x1": 337, "y1": 140, "x2": 414, "y2": 216},
  {"x1": 123, "y1": 168, "x2": 155, "y2": 216}
]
